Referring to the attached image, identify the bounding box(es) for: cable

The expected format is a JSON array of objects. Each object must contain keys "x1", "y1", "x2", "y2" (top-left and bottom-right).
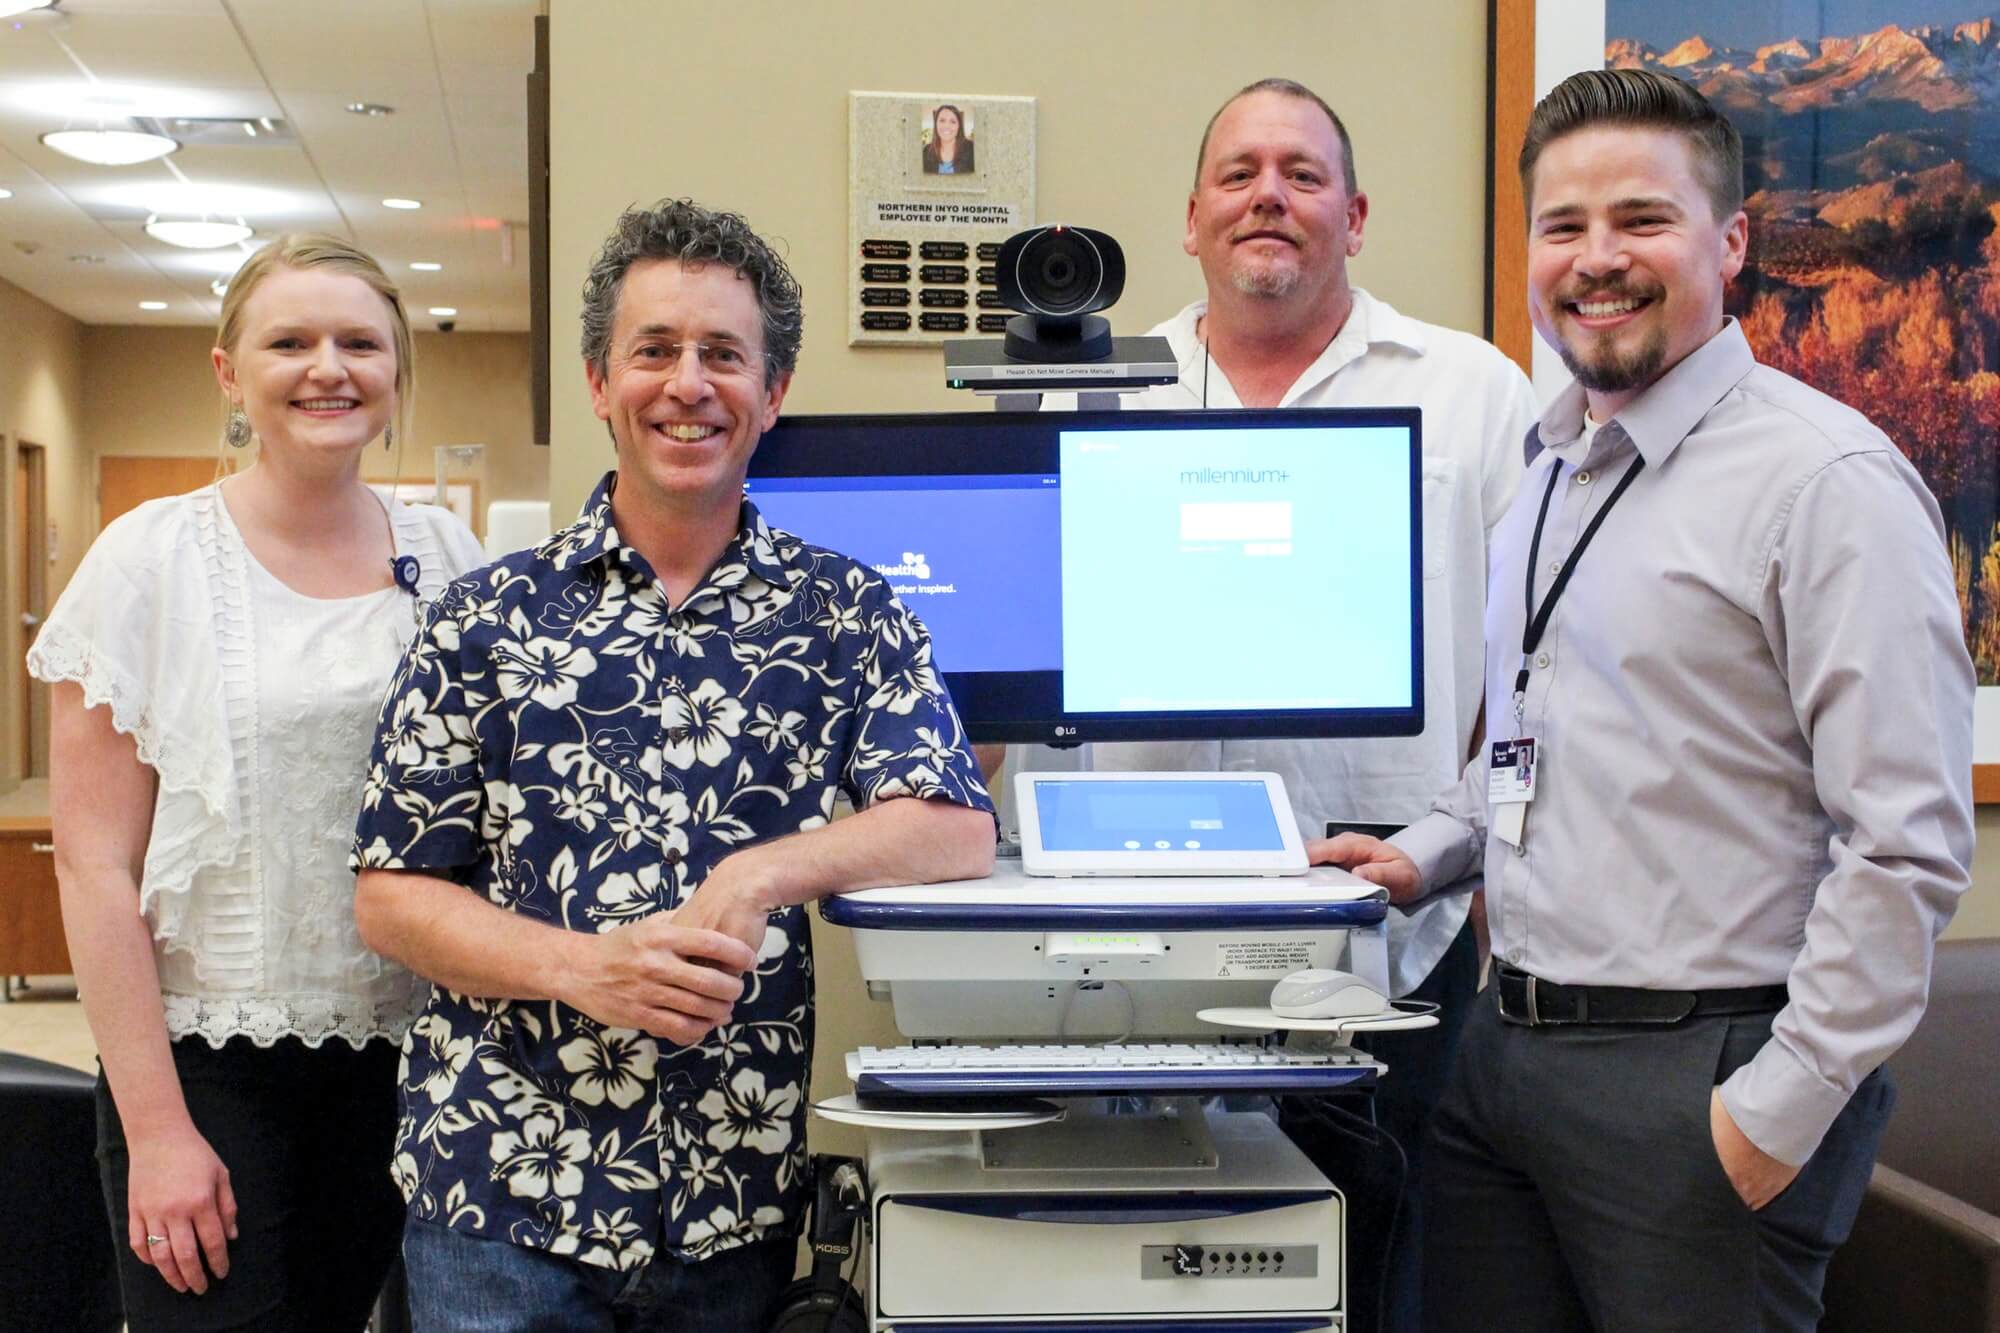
[
  {"x1": 1284, "y1": 1096, "x2": 1408, "y2": 1333},
  {"x1": 840, "y1": 1210, "x2": 865, "y2": 1305},
  {"x1": 1105, "y1": 979, "x2": 1136, "y2": 1045},
  {"x1": 1054, "y1": 978, "x2": 1137, "y2": 1044}
]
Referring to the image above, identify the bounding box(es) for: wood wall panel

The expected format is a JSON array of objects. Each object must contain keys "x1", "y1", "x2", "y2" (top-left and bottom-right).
[{"x1": 1489, "y1": 0, "x2": 1535, "y2": 373}]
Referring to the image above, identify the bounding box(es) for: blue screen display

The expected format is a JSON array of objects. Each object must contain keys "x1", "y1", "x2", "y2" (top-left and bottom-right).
[
  {"x1": 1033, "y1": 778, "x2": 1286, "y2": 852},
  {"x1": 744, "y1": 474, "x2": 1062, "y2": 674},
  {"x1": 745, "y1": 408, "x2": 1421, "y2": 744}
]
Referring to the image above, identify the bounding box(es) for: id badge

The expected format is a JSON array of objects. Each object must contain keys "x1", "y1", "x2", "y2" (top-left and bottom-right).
[
  {"x1": 1488, "y1": 737, "x2": 1537, "y2": 803},
  {"x1": 1489, "y1": 737, "x2": 1537, "y2": 849}
]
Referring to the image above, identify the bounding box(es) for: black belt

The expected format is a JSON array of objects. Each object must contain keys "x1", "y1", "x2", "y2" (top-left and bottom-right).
[{"x1": 1495, "y1": 963, "x2": 1787, "y2": 1027}]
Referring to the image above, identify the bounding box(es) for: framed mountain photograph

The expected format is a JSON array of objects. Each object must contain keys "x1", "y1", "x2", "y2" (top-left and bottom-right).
[
  {"x1": 1487, "y1": 0, "x2": 1997, "y2": 781},
  {"x1": 1607, "y1": 4, "x2": 2000, "y2": 688}
]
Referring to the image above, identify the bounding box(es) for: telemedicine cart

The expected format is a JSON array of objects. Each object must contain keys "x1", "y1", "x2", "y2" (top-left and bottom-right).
[{"x1": 816, "y1": 864, "x2": 1434, "y2": 1330}]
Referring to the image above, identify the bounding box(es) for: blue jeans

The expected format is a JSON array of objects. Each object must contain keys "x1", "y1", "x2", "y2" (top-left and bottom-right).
[{"x1": 403, "y1": 1218, "x2": 796, "y2": 1332}]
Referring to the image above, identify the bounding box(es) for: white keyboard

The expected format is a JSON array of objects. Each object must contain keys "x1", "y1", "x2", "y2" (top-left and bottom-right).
[{"x1": 846, "y1": 1042, "x2": 1379, "y2": 1099}]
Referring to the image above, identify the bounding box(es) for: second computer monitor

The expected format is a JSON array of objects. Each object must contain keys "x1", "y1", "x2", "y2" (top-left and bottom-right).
[{"x1": 745, "y1": 407, "x2": 1422, "y2": 745}]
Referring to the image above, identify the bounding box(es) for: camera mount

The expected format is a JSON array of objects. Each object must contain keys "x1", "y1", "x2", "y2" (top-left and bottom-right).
[{"x1": 942, "y1": 222, "x2": 1176, "y2": 409}]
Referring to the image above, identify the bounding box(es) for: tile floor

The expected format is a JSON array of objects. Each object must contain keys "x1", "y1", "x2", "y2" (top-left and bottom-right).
[{"x1": 0, "y1": 976, "x2": 93, "y2": 1072}]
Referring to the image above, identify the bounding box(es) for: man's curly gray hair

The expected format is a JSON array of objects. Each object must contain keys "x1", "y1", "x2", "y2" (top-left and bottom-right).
[{"x1": 579, "y1": 198, "x2": 803, "y2": 381}]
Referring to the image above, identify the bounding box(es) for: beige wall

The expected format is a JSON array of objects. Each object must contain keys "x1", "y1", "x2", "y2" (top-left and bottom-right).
[
  {"x1": 0, "y1": 275, "x2": 89, "y2": 789},
  {"x1": 1953, "y1": 812, "x2": 2000, "y2": 939},
  {"x1": 545, "y1": 0, "x2": 1494, "y2": 520},
  {"x1": 79, "y1": 325, "x2": 546, "y2": 528},
  {"x1": 406, "y1": 331, "x2": 547, "y2": 520}
]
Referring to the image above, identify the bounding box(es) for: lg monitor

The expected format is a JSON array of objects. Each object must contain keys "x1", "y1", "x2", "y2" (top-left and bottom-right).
[{"x1": 744, "y1": 407, "x2": 1422, "y2": 746}]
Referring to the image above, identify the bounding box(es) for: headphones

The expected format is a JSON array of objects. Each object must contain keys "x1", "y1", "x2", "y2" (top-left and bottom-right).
[{"x1": 767, "y1": 1154, "x2": 869, "y2": 1333}]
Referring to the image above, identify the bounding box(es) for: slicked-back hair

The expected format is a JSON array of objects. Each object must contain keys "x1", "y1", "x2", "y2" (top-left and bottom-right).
[
  {"x1": 580, "y1": 198, "x2": 803, "y2": 382},
  {"x1": 1519, "y1": 68, "x2": 1743, "y2": 221},
  {"x1": 1193, "y1": 77, "x2": 1357, "y2": 196}
]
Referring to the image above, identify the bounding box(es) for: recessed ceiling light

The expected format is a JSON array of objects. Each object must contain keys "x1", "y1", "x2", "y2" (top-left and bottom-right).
[
  {"x1": 346, "y1": 102, "x2": 395, "y2": 117},
  {"x1": 428, "y1": 307, "x2": 457, "y2": 317},
  {"x1": 0, "y1": 188, "x2": 12, "y2": 200},
  {"x1": 41, "y1": 128, "x2": 179, "y2": 166},
  {"x1": 138, "y1": 300, "x2": 168, "y2": 311},
  {"x1": 382, "y1": 197, "x2": 421, "y2": 210},
  {"x1": 211, "y1": 278, "x2": 229, "y2": 297},
  {"x1": 410, "y1": 261, "x2": 442, "y2": 272},
  {"x1": 0, "y1": 1, "x2": 59, "y2": 18},
  {"x1": 145, "y1": 215, "x2": 254, "y2": 249}
]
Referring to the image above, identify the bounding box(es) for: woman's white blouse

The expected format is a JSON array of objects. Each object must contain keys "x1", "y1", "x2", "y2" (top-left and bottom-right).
[{"x1": 27, "y1": 485, "x2": 486, "y2": 1049}]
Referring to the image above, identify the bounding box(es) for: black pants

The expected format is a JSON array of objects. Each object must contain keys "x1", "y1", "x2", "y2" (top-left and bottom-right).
[
  {"x1": 1423, "y1": 988, "x2": 1893, "y2": 1333},
  {"x1": 1280, "y1": 916, "x2": 1480, "y2": 1333},
  {"x1": 97, "y1": 1034, "x2": 406, "y2": 1332}
]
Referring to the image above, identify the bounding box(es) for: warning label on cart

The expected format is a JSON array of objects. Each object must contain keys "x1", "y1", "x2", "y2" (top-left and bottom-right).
[{"x1": 1215, "y1": 939, "x2": 1323, "y2": 977}]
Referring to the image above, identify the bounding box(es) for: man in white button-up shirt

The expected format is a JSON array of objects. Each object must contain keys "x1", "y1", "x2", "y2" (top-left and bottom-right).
[
  {"x1": 1328, "y1": 70, "x2": 1974, "y2": 1332},
  {"x1": 1001, "y1": 78, "x2": 1537, "y2": 1333}
]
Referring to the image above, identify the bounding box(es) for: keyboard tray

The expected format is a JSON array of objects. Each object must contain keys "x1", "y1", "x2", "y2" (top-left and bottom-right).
[{"x1": 846, "y1": 1043, "x2": 1380, "y2": 1099}]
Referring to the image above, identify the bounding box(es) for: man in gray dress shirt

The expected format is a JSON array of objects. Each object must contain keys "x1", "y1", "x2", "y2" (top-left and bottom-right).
[{"x1": 1320, "y1": 68, "x2": 1975, "y2": 1331}]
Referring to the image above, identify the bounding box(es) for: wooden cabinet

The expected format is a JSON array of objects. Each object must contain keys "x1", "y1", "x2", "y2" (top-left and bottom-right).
[{"x1": 0, "y1": 820, "x2": 71, "y2": 992}]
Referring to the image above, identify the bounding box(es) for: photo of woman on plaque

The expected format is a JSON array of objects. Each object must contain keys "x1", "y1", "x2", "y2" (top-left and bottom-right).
[{"x1": 921, "y1": 102, "x2": 975, "y2": 175}]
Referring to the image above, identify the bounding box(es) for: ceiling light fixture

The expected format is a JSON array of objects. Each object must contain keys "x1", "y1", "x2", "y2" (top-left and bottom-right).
[
  {"x1": 382, "y1": 197, "x2": 421, "y2": 210},
  {"x1": 211, "y1": 278, "x2": 229, "y2": 297},
  {"x1": 0, "y1": 188, "x2": 13, "y2": 200},
  {"x1": 0, "y1": 0, "x2": 59, "y2": 17},
  {"x1": 428, "y1": 307, "x2": 457, "y2": 317},
  {"x1": 345, "y1": 102, "x2": 395, "y2": 116},
  {"x1": 410, "y1": 261, "x2": 442, "y2": 271},
  {"x1": 41, "y1": 128, "x2": 179, "y2": 166},
  {"x1": 138, "y1": 300, "x2": 168, "y2": 310},
  {"x1": 145, "y1": 214, "x2": 254, "y2": 249}
]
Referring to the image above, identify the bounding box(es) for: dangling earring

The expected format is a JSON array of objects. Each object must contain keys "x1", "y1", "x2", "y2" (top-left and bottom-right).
[
  {"x1": 383, "y1": 423, "x2": 394, "y2": 452},
  {"x1": 225, "y1": 409, "x2": 252, "y2": 449}
]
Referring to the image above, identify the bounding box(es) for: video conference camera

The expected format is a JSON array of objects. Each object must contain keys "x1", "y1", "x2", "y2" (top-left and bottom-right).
[
  {"x1": 942, "y1": 222, "x2": 1176, "y2": 404},
  {"x1": 996, "y1": 224, "x2": 1124, "y2": 362}
]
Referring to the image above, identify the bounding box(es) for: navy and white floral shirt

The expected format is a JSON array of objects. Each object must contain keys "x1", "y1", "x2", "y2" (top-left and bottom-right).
[{"x1": 352, "y1": 471, "x2": 991, "y2": 1272}]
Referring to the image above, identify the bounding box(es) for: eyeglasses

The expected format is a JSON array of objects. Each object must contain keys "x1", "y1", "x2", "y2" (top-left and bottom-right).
[{"x1": 631, "y1": 338, "x2": 757, "y2": 379}]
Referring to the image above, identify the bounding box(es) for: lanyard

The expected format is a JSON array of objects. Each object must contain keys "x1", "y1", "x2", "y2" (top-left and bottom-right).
[{"x1": 1513, "y1": 450, "x2": 1647, "y2": 721}]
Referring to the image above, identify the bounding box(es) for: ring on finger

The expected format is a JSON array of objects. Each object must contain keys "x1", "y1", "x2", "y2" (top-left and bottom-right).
[{"x1": 146, "y1": 1233, "x2": 169, "y2": 1246}]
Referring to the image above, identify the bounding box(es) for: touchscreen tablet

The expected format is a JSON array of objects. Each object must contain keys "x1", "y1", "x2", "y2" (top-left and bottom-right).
[{"x1": 1015, "y1": 771, "x2": 1309, "y2": 877}]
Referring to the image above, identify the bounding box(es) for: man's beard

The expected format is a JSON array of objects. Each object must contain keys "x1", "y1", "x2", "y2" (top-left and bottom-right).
[
  {"x1": 1556, "y1": 320, "x2": 1667, "y2": 394},
  {"x1": 1230, "y1": 256, "x2": 1302, "y2": 299}
]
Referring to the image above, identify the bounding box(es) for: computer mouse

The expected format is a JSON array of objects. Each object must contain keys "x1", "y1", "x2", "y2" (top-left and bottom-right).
[{"x1": 1269, "y1": 968, "x2": 1389, "y2": 1020}]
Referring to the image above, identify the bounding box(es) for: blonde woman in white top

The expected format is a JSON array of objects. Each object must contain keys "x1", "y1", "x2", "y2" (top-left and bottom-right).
[{"x1": 31, "y1": 234, "x2": 485, "y2": 1330}]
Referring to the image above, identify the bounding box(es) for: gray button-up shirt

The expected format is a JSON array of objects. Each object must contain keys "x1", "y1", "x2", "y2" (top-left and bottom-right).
[{"x1": 1396, "y1": 320, "x2": 1974, "y2": 1166}]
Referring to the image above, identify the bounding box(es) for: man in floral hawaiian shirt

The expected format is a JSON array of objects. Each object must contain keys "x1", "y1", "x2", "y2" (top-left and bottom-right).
[{"x1": 352, "y1": 198, "x2": 995, "y2": 1330}]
